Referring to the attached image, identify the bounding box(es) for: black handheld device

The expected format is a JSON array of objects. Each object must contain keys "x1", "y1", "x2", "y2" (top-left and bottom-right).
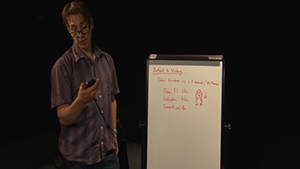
[{"x1": 85, "y1": 79, "x2": 96, "y2": 88}]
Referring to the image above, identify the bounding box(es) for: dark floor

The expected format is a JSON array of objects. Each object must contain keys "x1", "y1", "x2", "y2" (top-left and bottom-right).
[
  {"x1": 0, "y1": 130, "x2": 141, "y2": 169},
  {"x1": 1, "y1": 129, "x2": 298, "y2": 169}
]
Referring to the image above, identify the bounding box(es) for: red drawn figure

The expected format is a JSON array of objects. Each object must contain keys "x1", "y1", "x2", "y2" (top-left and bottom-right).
[{"x1": 195, "y1": 89, "x2": 203, "y2": 106}]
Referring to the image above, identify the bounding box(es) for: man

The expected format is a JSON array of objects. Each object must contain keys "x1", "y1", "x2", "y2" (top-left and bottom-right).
[{"x1": 51, "y1": 1, "x2": 120, "y2": 168}]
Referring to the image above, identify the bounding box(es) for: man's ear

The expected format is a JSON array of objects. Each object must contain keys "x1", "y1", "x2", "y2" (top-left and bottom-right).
[
  {"x1": 90, "y1": 17, "x2": 94, "y2": 30},
  {"x1": 66, "y1": 26, "x2": 71, "y2": 33}
]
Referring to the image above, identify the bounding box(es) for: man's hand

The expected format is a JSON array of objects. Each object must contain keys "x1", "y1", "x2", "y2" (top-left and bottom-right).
[
  {"x1": 116, "y1": 137, "x2": 119, "y2": 155},
  {"x1": 77, "y1": 78, "x2": 100, "y2": 104}
]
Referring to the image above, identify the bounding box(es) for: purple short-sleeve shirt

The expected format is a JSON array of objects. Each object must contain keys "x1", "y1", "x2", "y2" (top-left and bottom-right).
[{"x1": 51, "y1": 42, "x2": 120, "y2": 165}]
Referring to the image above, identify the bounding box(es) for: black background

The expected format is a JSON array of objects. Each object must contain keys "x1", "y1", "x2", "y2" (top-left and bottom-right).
[{"x1": 1, "y1": 0, "x2": 300, "y2": 168}]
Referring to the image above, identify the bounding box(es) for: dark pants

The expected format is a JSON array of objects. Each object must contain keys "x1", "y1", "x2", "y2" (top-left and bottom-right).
[{"x1": 61, "y1": 153, "x2": 119, "y2": 169}]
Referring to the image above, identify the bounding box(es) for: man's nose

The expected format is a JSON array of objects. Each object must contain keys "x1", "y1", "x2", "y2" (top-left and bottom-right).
[{"x1": 78, "y1": 31, "x2": 84, "y2": 37}]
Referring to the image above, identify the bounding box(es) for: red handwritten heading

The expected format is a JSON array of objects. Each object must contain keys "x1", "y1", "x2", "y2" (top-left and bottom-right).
[{"x1": 153, "y1": 67, "x2": 185, "y2": 76}]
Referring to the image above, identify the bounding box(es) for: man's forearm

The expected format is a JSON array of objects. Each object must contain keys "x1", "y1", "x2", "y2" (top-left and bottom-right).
[
  {"x1": 111, "y1": 96, "x2": 118, "y2": 154},
  {"x1": 111, "y1": 98, "x2": 117, "y2": 131},
  {"x1": 57, "y1": 98, "x2": 86, "y2": 126},
  {"x1": 57, "y1": 79, "x2": 100, "y2": 126}
]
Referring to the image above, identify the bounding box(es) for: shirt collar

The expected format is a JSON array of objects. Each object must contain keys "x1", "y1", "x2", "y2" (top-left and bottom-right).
[{"x1": 72, "y1": 42, "x2": 104, "y2": 63}]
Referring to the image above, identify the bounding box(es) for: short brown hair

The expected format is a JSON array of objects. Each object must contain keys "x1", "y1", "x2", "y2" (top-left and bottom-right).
[{"x1": 61, "y1": 1, "x2": 91, "y2": 27}]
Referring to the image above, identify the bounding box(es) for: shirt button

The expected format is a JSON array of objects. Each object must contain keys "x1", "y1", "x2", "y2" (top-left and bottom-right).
[
  {"x1": 99, "y1": 95, "x2": 102, "y2": 98},
  {"x1": 101, "y1": 110, "x2": 104, "y2": 114},
  {"x1": 101, "y1": 126, "x2": 103, "y2": 129},
  {"x1": 101, "y1": 142, "x2": 104, "y2": 145}
]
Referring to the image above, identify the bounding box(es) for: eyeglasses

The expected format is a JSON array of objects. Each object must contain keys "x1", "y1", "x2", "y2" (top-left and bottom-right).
[{"x1": 69, "y1": 25, "x2": 90, "y2": 37}]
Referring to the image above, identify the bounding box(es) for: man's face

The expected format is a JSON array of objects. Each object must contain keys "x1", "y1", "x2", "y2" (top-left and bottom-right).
[{"x1": 67, "y1": 14, "x2": 94, "y2": 51}]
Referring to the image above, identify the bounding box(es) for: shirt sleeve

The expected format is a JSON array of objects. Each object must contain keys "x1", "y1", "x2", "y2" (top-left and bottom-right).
[
  {"x1": 104, "y1": 52, "x2": 120, "y2": 95},
  {"x1": 107, "y1": 54, "x2": 120, "y2": 96},
  {"x1": 51, "y1": 58, "x2": 73, "y2": 110}
]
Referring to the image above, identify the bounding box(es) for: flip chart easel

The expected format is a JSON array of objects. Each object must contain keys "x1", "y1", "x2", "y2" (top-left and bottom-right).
[{"x1": 143, "y1": 54, "x2": 225, "y2": 169}]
